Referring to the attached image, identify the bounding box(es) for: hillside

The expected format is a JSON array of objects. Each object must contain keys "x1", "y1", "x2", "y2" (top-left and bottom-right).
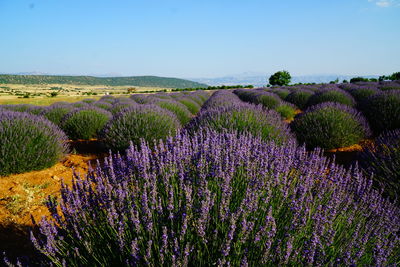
[{"x1": 0, "y1": 74, "x2": 208, "y2": 88}]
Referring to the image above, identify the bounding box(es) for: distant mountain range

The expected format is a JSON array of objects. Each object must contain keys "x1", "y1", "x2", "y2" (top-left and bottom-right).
[
  {"x1": 0, "y1": 72, "x2": 382, "y2": 88},
  {"x1": 190, "y1": 74, "x2": 380, "y2": 87},
  {"x1": 0, "y1": 74, "x2": 207, "y2": 88}
]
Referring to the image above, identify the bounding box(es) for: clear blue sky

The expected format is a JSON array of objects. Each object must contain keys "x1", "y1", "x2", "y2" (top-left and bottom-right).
[{"x1": 0, "y1": 0, "x2": 399, "y2": 78}]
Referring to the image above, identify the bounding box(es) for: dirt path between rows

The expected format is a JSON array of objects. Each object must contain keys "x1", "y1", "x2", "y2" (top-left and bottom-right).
[{"x1": 0, "y1": 152, "x2": 103, "y2": 262}]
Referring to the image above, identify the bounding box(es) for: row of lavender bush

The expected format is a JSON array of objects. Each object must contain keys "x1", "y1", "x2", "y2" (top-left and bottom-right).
[
  {"x1": 29, "y1": 129, "x2": 400, "y2": 266},
  {"x1": 0, "y1": 91, "x2": 209, "y2": 176},
  {"x1": 1, "y1": 86, "x2": 400, "y2": 265},
  {"x1": 267, "y1": 81, "x2": 400, "y2": 135}
]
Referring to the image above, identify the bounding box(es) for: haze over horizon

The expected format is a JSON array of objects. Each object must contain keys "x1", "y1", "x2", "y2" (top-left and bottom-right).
[{"x1": 0, "y1": 0, "x2": 399, "y2": 79}]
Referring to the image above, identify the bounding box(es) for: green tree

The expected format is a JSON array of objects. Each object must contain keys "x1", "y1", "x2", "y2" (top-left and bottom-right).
[
  {"x1": 390, "y1": 72, "x2": 400, "y2": 80},
  {"x1": 269, "y1": 70, "x2": 291, "y2": 86}
]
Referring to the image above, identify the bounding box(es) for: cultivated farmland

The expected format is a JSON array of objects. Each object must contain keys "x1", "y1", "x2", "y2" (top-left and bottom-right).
[{"x1": 1, "y1": 81, "x2": 400, "y2": 265}]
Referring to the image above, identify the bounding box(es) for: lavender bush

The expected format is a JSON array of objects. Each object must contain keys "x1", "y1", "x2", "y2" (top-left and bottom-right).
[
  {"x1": 284, "y1": 89, "x2": 314, "y2": 110},
  {"x1": 359, "y1": 90, "x2": 400, "y2": 134},
  {"x1": 41, "y1": 104, "x2": 74, "y2": 126},
  {"x1": 32, "y1": 130, "x2": 400, "y2": 266},
  {"x1": 0, "y1": 110, "x2": 68, "y2": 176},
  {"x1": 148, "y1": 98, "x2": 192, "y2": 125},
  {"x1": 359, "y1": 129, "x2": 400, "y2": 203},
  {"x1": 191, "y1": 91, "x2": 210, "y2": 103},
  {"x1": 269, "y1": 88, "x2": 291, "y2": 99},
  {"x1": 93, "y1": 101, "x2": 113, "y2": 111},
  {"x1": 306, "y1": 88, "x2": 356, "y2": 108},
  {"x1": 82, "y1": 98, "x2": 96, "y2": 104},
  {"x1": 26, "y1": 105, "x2": 47, "y2": 115},
  {"x1": 1, "y1": 104, "x2": 35, "y2": 113},
  {"x1": 379, "y1": 81, "x2": 400, "y2": 91},
  {"x1": 109, "y1": 102, "x2": 137, "y2": 115},
  {"x1": 187, "y1": 104, "x2": 295, "y2": 145},
  {"x1": 130, "y1": 94, "x2": 150, "y2": 104},
  {"x1": 100, "y1": 105, "x2": 181, "y2": 152},
  {"x1": 71, "y1": 101, "x2": 90, "y2": 108},
  {"x1": 349, "y1": 87, "x2": 379, "y2": 103},
  {"x1": 201, "y1": 91, "x2": 244, "y2": 110},
  {"x1": 234, "y1": 89, "x2": 282, "y2": 109},
  {"x1": 61, "y1": 107, "x2": 112, "y2": 140},
  {"x1": 99, "y1": 95, "x2": 115, "y2": 103},
  {"x1": 177, "y1": 97, "x2": 201, "y2": 114},
  {"x1": 275, "y1": 101, "x2": 297, "y2": 120},
  {"x1": 291, "y1": 102, "x2": 371, "y2": 150}
]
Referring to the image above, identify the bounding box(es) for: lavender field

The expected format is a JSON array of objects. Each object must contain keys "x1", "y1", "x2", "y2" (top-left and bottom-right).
[{"x1": 0, "y1": 80, "x2": 399, "y2": 266}]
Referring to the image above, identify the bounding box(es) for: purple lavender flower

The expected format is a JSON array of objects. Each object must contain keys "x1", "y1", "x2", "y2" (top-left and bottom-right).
[{"x1": 32, "y1": 130, "x2": 400, "y2": 266}]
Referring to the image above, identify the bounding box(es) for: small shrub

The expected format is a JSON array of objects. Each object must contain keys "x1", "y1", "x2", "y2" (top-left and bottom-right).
[
  {"x1": 379, "y1": 81, "x2": 400, "y2": 91},
  {"x1": 32, "y1": 130, "x2": 400, "y2": 266},
  {"x1": 306, "y1": 89, "x2": 355, "y2": 108},
  {"x1": 150, "y1": 99, "x2": 192, "y2": 125},
  {"x1": 359, "y1": 90, "x2": 400, "y2": 134},
  {"x1": 26, "y1": 105, "x2": 47, "y2": 115},
  {"x1": 275, "y1": 102, "x2": 296, "y2": 120},
  {"x1": 41, "y1": 104, "x2": 74, "y2": 126},
  {"x1": 177, "y1": 97, "x2": 201, "y2": 114},
  {"x1": 0, "y1": 110, "x2": 68, "y2": 176},
  {"x1": 100, "y1": 105, "x2": 181, "y2": 152},
  {"x1": 188, "y1": 104, "x2": 295, "y2": 145},
  {"x1": 82, "y1": 98, "x2": 96, "y2": 104},
  {"x1": 1, "y1": 104, "x2": 34, "y2": 113},
  {"x1": 349, "y1": 87, "x2": 379, "y2": 103},
  {"x1": 201, "y1": 91, "x2": 244, "y2": 110},
  {"x1": 291, "y1": 102, "x2": 371, "y2": 150},
  {"x1": 235, "y1": 90, "x2": 282, "y2": 109},
  {"x1": 359, "y1": 129, "x2": 400, "y2": 203},
  {"x1": 130, "y1": 94, "x2": 149, "y2": 104},
  {"x1": 93, "y1": 101, "x2": 113, "y2": 110},
  {"x1": 284, "y1": 89, "x2": 314, "y2": 110},
  {"x1": 99, "y1": 95, "x2": 115, "y2": 103},
  {"x1": 61, "y1": 107, "x2": 112, "y2": 140},
  {"x1": 71, "y1": 101, "x2": 89, "y2": 108},
  {"x1": 109, "y1": 102, "x2": 137, "y2": 115},
  {"x1": 269, "y1": 88, "x2": 291, "y2": 99}
]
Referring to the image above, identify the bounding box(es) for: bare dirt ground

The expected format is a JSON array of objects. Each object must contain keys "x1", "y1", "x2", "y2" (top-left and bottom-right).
[{"x1": 0, "y1": 141, "x2": 107, "y2": 262}]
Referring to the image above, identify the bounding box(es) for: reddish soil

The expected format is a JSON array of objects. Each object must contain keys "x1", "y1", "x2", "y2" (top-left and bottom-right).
[
  {"x1": 0, "y1": 139, "x2": 106, "y2": 262},
  {"x1": 324, "y1": 139, "x2": 374, "y2": 167}
]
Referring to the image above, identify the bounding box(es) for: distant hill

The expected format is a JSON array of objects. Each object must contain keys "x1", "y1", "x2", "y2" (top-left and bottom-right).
[{"x1": 0, "y1": 74, "x2": 208, "y2": 88}]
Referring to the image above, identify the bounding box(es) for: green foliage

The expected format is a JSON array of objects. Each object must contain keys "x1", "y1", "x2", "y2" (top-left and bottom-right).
[
  {"x1": 349, "y1": 77, "x2": 378, "y2": 83},
  {"x1": 291, "y1": 104, "x2": 370, "y2": 150},
  {"x1": 258, "y1": 94, "x2": 281, "y2": 109},
  {"x1": 155, "y1": 101, "x2": 192, "y2": 125},
  {"x1": 61, "y1": 108, "x2": 112, "y2": 140},
  {"x1": 329, "y1": 78, "x2": 339, "y2": 84},
  {"x1": 0, "y1": 74, "x2": 207, "y2": 88},
  {"x1": 307, "y1": 90, "x2": 355, "y2": 107},
  {"x1": 285, "y1": 90, "x2": 314, "y2": 110},
  {"x1": 269, "y1": 70, "x2": 291, "y2": 86},
  {"x1": 177, "y1": 98, "x2": 201, "y2": 114},
  {"x1": 390, "y1": 72, "x2": 400, "y2": 80},
  {"x1": 359, "y1": 91, "x2": 400, "y2": 134},
  {"x1": 42, "y1": 106, "x2": 74, "y2": 126},
  {"x1": 275, "y1": 104, "x2": 296, "y2": 120},
  {"x1": 50, "y1": 92, "x2": 58, "y2": 97},
  {"x1": 101, "y1": 105, "x2": 181, "y2": 152},
  {"x1": 189, "y1": 105, "x2": 295, "y2": 145},
  {"x1": 0, "y1": 111, "x2": 68, "y2": 176},
  {"x1": 360, "y1": 129, "x2": 400, "y2": 203}
]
